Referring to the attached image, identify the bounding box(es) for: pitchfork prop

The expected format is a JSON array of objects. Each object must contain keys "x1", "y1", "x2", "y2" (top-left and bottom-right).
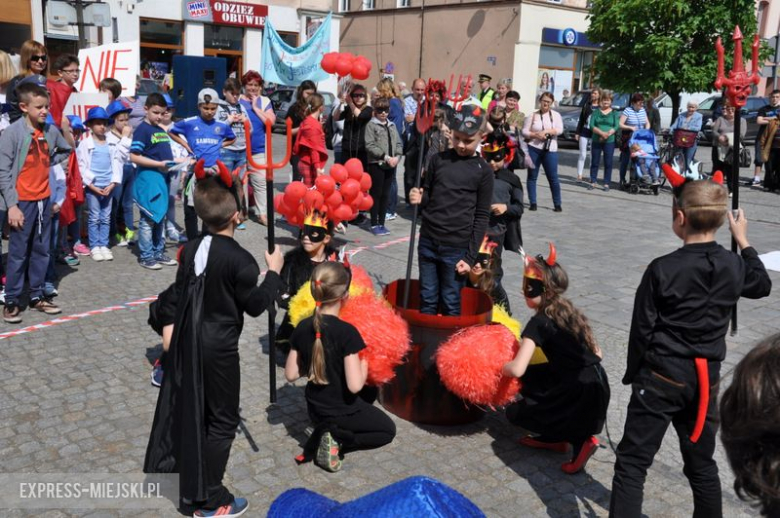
[
  {"x1": 244, "y1": 117, "x2": 292, "y2": 403},
  {"x1": 402, "y1": 75, "x2": 470, "y2": 309}
]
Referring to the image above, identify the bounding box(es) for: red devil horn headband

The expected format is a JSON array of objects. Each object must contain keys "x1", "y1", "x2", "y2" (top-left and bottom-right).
[
  {"x1": 194, "y1": 158, "x2": 206, "y2": 181},
  {"x1": 216, "y1": 160, "x2": 233, "y2": 188},
  {"x1": 546, "y1": 242, "x2": 556, "y2": 266},
  {"x1": 711, "y1": 170, "x2": 724, "y2": 185},
  {"x1": 662, "y1": 163, "x2": 686, "y2": 188}
]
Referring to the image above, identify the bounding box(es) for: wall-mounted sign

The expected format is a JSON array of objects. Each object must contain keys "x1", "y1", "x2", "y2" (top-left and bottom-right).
[
  {"x1": 541, "y1": 28, "x2": 600, "y2": 49},
  {"x1": 183, "y1": 0, "x2": 268, "y2": 29}
]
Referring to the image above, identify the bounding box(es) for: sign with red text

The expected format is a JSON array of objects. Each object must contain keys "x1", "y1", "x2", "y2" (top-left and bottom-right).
[
  {"x1": 77, "y1": 41, "x2": 139, "y2": 96},
  {"x1": 182, "y1": 1, "x2": 267, "y2": 28},
  {"x1": 63, "y1": 92, "x2": 110, "y2": 123}
]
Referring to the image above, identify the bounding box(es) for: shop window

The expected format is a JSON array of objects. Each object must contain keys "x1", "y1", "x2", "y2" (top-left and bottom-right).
[
  {"x1": 140, "y1": 18, "x2": 184, "y2": 47},
  {"x1": 539, "y1": 46, "x2": 575, "y2": 69},
  {"x1": 205, "y1": 24, "x2": 243, "y2": 52}
]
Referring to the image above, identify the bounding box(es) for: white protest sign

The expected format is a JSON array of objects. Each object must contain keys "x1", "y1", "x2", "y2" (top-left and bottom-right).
[
  {"x1": 63, "y1": 92, "x2": 110, "y2": 123},
  {"x1": 77, "y1": 41, "x2": 139, "y2": 96}
]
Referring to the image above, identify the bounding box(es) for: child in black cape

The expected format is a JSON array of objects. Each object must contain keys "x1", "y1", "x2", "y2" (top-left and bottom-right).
[
  {"x1": 275, "y1": 210, "x2": 337, "y2": 353},
  {"x1": 144, "y1": 172, "x2": 284, "y2": 517},
  {"x1": 610, "y1": 169, "x2": 772, "y2": 517},
  {"x1": 284, "y1": 261, "x2": 396, "y2": 473},
  {"x1": 503, "y1": 244, "x2": 610, "y2": 474}
]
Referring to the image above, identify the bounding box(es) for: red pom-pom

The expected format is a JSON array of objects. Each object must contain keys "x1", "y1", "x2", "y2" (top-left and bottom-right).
[
  {"x1": 330, "y1": 164, "x2": 348, "y2": 184},
  {"x1": 359, "y1": 172, "x2": 372, "y2": 192},
  {"x1": 303, "y1": 189, "x2": 325, "y2": 211},
  {"x1": 315, "y1": 174, "x2": 336, "y2": 196},
  {"x1": 345, "y1": 159, "x2": 364, "y2": 180},
  {"x1": 349, "y1": 264, "x2": 374, "y2": 292},
  {"x1": 340, "y1": 178, "x2": 361, "y2": 201},
  {"x1": 359, "y1": 193, "x2": 373, "y2": 211},
  {"x1": 436, "y1": 324, "x2": 521, "y2": 408},
  {"x1": 320, "y1": 52, "x2": 338, "y2": 74},
  {"x1": 284, "y1": 181, "x2": 307, "y2": 208},
  {"x1": 340, "y1": 293, "x2": 411, "y2": 385}
]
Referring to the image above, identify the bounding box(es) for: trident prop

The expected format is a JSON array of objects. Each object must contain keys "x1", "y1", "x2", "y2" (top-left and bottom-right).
[
  {"x1": 244, "y1": 117, "x2": 293, "y2": 403},
  {"x1": 714, "y1": 25, "x2": 760, "y2": 335},
  {"x1": 402, "y1": 75, "x2": 472, "y2": 309}
]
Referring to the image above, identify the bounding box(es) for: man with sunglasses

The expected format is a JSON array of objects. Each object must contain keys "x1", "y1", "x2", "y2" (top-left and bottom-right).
[{"x1": 47, "y1": 55, "x2": 80, "y2": 130}]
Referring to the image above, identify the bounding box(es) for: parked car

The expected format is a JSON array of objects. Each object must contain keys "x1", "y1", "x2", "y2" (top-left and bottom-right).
[
  {"x1": 560, "y1": 90, "x2": 631, "y2": 141},
  {"x1": 271, "y1": 89, "x2": 335, "y2": 133},
  {"x1": 697, "y1": 95, "x2": 767, "y2": 144}
]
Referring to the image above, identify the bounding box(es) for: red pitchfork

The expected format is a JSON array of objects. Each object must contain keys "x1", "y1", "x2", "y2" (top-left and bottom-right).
[
  {"x1": 243, "y1": 117, "x2": 292, "y2": 403},
  {"x1": 444, "y1": 73, "x2": 472, "y2": 110}
]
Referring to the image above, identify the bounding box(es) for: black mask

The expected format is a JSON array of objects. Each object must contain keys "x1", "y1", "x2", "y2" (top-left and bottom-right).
[
  {"x1": 523, "y1": 276, "x2": 545, "y2": 298},
  {"x1": 303, "y1": 224, "x2": 327, "y2": 243},
  {"x1": 482, "y1": 149, "x2": 506, "y2": 163},
  {"x1": 477, "y1": 253, "x2": 491, "y2": 268}
]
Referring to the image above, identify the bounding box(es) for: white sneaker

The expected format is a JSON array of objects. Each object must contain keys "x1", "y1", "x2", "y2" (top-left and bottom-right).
[
  {"x1": 91, "y1": 248, "x2": 104, "y2": 261},
  {"x1": 101, "y1": 247, "x2": 114, "y2": 261}
]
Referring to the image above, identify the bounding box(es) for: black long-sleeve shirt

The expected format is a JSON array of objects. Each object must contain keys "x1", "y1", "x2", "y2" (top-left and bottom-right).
[
  {"x1": 624, "y1": 242, "x2": 771, "y2": 384},
  {"x1": 420, "y1": 149, "x2": 494, "y2": 265}
]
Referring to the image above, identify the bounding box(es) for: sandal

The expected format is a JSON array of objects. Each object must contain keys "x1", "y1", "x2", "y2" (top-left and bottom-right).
[{"x1": 315, "y1": 431, "x2": 342, "y2": 472}]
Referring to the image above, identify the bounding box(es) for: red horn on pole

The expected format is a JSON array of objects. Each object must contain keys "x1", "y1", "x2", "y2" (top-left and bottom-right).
[
  {"x1": 194, "y1": 158, "x2": 206, "y2": 181},
  {"x1": 216, "y1": 160, "x2": 233, "y2": 188},
  {"x1": 545, "y1": 242, "x2": 557, "y2": 266},
  {"x1": 662, "y1": 163, "x2": 686, "y2": 188},
  {"x1": 711, "y1": 170, "x2": 724, "y2": 185}
]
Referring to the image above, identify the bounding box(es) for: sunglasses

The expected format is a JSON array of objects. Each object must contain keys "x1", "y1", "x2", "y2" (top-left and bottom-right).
[
  {"x1": 60, "y1": 68, "x2": 80, "y2": 74},
  {"x1": 374, "y1": 108, "x2": 389, "y2": 114},
  {"x1": 351, "y1": 93, "x2": 366, "y2": 99},
  {"x1": 30, "y1": 55, "x2": 47, "y2": 62}
]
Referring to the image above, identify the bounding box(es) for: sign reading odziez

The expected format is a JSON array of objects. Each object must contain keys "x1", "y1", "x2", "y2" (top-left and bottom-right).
[{"x1": 183, "y1": 0, "x2": 268, "y2": 29}]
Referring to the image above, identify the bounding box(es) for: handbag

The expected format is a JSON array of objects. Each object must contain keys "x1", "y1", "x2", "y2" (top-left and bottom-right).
[
  {"x1": 673, "y1": 128, "x2": 698, "y2": 149},
  {"x1": 739, "y1": 146, "x2": 752, "y2": 168}
]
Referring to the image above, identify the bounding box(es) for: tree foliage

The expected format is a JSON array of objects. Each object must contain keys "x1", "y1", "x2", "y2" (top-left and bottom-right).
[{"x1": 587, "y1": 0, "x2": 770, "y2": 115}]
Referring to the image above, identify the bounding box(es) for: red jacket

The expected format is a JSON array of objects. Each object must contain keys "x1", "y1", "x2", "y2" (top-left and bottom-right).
[
  {"x1": 59, "y1": 152, "x2": 85, "y2": 227},
  {"x1": 294, "y1": 116, "x2": 328, "y2": 170},
  {"x1": 46, "y1": 80, "x2": 76, "y2": 127}
]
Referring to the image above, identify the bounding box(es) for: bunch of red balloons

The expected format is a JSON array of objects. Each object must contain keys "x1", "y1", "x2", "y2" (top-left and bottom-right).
[
  {"x1": 320, "y1": 52, "x2": 372, "y2": 80},
  {"x1": 274, "y1": 158, "x2": 373, "y2": 226}
]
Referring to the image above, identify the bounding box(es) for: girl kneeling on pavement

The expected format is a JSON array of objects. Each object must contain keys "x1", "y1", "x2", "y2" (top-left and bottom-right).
[
  {"x1": 285, "y1": 261, "x2": 396, "y2": 472},
  {"x1": 502, "y1": 244, "x2": 610, "y2": 474}
]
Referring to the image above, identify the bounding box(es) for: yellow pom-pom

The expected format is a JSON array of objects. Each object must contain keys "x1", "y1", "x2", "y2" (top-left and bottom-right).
[
  {"x1": 491, "y1": 304, "x2": 548, "y2": 365},
  {"x1": 287, "y1": 273, "x2": 380, "y2": 328}
]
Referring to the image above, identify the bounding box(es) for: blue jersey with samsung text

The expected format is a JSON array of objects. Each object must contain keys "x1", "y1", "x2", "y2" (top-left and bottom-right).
[{"x1": 170, "y1": 116, "x2": 236, "y2": 167}]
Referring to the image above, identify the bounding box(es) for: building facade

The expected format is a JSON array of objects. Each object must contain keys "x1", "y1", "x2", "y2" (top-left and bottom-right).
[
  {"x1": 757, "y1": 0, "x2": 780, "y2": 95},
  {"x1": 334, "y1": 0, "x2": 595, "y2": 108}
]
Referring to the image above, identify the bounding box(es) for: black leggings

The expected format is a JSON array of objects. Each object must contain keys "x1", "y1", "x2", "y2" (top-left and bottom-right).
[{"x1": 368, "y1": 163, "x2": 394, "y2": 227}]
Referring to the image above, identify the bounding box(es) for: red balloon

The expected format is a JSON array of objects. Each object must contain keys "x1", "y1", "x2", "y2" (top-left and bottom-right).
[
  {"x1": 320, "y1": 52, "x2": 338, "y2": 74},
  {"x1": 344, "y1": 158, "x2": 363, "y2": 179},
  {"x1": 273, "y1": 193, "x2": 286, "y2": 212},
  {"x1": 359, "y1": 172, "x2": 372, "y2": 192},
  {"x1": 340, "y1": 178, "x2": 361, "y2": 201},
  {"x1": 351, "y1": 62, "x2": 370, "y2": 81},
  {"x1": 325, "y1": 190, "x2": 343, "y2": 210},
  {"x1": 330, "y1": 164, "x2": 349, "y2": 184},
  {"x1": 340, "y1": 52, "x2": 356, "y2": 63},
  {"x1": 359, "y1": 193, "x2": 373, "y2": 211},
  {"x1": 315, "y1": 174, "x2": 336, "y2": 196},
  {"x1": 303, "y1": 189, "x2": 325, "y2": 211},
  {"x1": 283, "y1": 181, "x2": 307, "y2": 208},
  {"x1": 349, "y1": 191, "x2": 364, "y2": 210},
  {"x1": 336, "y1": 58, "x2": 353, "y2": 78},
  {"x1": 333, "y1": 204, "x2": 353, "y2": 222}
]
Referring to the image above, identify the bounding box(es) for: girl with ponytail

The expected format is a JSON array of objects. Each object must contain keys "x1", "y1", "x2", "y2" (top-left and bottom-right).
[
  {"x1": 292, "y1": 92, "x2": 327, "y2": 187},
  {"x1": 502, "y1": 244, "x2": 610, "y2": 475},
  {"x1": 284, "y1": 261, "x2": 396, "y2": 472}
]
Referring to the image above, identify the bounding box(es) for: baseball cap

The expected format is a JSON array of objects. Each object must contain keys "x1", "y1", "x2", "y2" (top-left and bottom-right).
[
  {"x1": 15, "y1": 74, "x2": 48, "y2": 90},
  {"x1": 451, "y1": 105, "x2": 485, "y2": 136},
  {"x1": 197, "y1": 88, "x2": 225, "y2": 106}
]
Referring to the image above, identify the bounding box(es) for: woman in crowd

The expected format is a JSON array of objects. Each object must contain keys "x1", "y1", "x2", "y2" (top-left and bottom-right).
[
  {"x1": 670, "y1": 101, "x2": 703, "y2": 173},
  {"x1": 488, "y1": 79, "x2": 512, "y2": 113},
  {"x1": 588, "y1": 90, "x2": 620, "y2": 191},
  {"x1": 335, "y1": 83, "x2": 373, "y2": 170},
  {"x1": 288, "y1": 80, "x2": 317, "y2": 182},
  {"x1": 618, "y1": 93, "x2": 651, "y2": 189},
  {"x1": 375, "y1": 77, "x2": 405, "y2": 221},
  {"x1": 711, "y1": 101, "x2": 746, "y2": 194},
  {"x1": 522, "y1": 92, "x2": 563, "y2": 212},
  {"x1": 240, "y1": 70, "x2": 276, "y2": 226},
  {"x1": 6, "y1": 40, "x2": 48, "y2": 123},
  {"x1": 0, "y1": 50, "x2": 16, "y2": 134},
  {"x1": 575, "y1": 88, "x2": 601, "y2": 182}
]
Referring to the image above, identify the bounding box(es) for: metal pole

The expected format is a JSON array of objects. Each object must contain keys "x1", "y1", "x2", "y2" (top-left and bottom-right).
[
  {"x1": 266, "y1": 177, "x2": 277, "y2": 403},
  {"x1": 74, "y1": 0, "x2": 87, "y2": 50},
  {"x1": 402, "y1": 130, "x2": 427, "y2": 309},
  {"x1": 730, "y1": 112, "x2": 740, "y2": 336}
]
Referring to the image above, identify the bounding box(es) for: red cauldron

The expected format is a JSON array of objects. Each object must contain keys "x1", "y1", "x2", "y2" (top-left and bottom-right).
[{"x1": 379, "y1": 279, "x2": 493, "y2": 425}]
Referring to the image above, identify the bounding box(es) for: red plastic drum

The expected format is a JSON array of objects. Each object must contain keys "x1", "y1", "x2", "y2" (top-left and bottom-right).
[{"x1": 379, "y1": 279, "x2": 493, "y2": 425}]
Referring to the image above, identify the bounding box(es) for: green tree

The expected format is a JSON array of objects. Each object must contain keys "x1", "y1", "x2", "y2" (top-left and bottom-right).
[{"x1": 587, "y1": 0, "x2": 768, "y2": 122}]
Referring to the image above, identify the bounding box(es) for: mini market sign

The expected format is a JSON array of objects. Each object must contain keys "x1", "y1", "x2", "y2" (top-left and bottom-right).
[{"x1": 183, "y1": 0, "x2": 268, "y2": 29}]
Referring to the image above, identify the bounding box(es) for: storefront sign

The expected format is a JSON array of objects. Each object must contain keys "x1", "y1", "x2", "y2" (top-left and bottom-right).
[
  {"x1": 541, "y1": 28, "x2": 600, "y2": 49},
  {"x1": 261, "y1": 13, "x2": 331, "y2": 86},
  {"x1": 77, "y1": 41, "x2": 139, "y2": 96},
  {"x1": 183, "y1": 0, "x2": 267, "y2": 29},
  {"x1": 63, "y1": 92, "x2": 110, "y2": 122}
]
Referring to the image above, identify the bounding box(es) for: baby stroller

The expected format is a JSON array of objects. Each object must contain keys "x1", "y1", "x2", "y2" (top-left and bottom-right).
[{"x1": 627, "y1": 129, "x2": 661, "y2": 195}]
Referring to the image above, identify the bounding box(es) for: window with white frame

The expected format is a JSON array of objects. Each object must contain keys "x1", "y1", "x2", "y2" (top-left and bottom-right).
[
  {"x1": 398, "y1": 0, "x2": 410, "y2": 7},
  {"x1": 338, "y1": 0, "x2": 349, "y2": 12},
  {"x1": 362, "y1": 0, "x2": 375, "y2": 10}
]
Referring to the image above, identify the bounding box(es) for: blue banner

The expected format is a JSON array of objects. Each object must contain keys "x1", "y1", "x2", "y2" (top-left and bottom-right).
[{"x1": 261, "y1": 13, "x2": 331, "y2": 85}]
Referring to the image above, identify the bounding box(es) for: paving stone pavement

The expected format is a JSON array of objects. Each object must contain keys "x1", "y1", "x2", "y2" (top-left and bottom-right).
[{"x1": 0, "y1": 137, "x2": 778, "y2": 517}]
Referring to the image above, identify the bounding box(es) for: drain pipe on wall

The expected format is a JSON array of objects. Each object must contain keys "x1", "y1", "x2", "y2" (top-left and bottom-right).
[{"x1": 418, "y1": 0, "x2": 425, "y2": 78}]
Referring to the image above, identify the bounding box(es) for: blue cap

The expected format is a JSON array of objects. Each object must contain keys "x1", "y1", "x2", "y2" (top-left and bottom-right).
[
  {"x1": 163, "y1": 94, "x2": 175, "y2": 109},
  {"x1": 106, "y1": 100, "x2": 132, "y2": 119},
  {"x1": 85, "y1": 106, "x2": 110, "y2": 124},
  {"x1": 66, "y1": 115, "x2": 85, "y2": 132},
  {"x1": 16, "y1": 74, "x2": 48, "y2": 90}
]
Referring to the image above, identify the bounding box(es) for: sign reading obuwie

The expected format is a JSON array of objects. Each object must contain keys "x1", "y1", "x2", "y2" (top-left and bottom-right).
[{"x1": 183, "y1": 0, "x2": 268, "y2": 29}]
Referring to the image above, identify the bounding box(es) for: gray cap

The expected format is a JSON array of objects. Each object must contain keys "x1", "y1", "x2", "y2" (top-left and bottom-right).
[{"x1": 197, "y1": 88, "x2": 225, "y2": 105}]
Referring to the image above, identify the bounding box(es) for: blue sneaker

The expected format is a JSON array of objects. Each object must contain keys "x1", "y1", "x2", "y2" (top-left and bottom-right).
[
  {"x1": 140, "y1": 259, "x2": 162, "y2": 270},
  {"x1": 193, "y1": 497, "x2": 249, "y2": 517},
  {"x1": 370, "y1": 225, "x2": 383, "y2": 236},
  {"x1": 156, "y1": 255, "x2": 178, "y2": 266},
  {"x1": 378, "y1": 225, "x2": 391, "y2": 236},
  {"x1": 385, "y1": 212, "x2": 397, "y2": 221},
  {"x1": 236, "y1": 222, "x2": 247, "y2": 230},
  {"x1": 150, "y1": 359, "x2": 163, "y2": 388}
]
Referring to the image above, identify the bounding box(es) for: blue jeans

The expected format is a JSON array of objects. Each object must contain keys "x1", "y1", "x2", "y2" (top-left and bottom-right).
[
  {"x1": 418, "y1": 236, "x2": 467, "y2": 316},
  {"x1": 219, "y1": 148, "x2": 247, "y2": 172},
  {"x1": 526, "y1": 147, "x2": 562, "y2": 206},
  {"x1": 45, "y1": 214, "x2": 59, "y2": 284},
  {"x1": 86, "y1": 190, "x2": 112, "y2": 248},
  {"x1": 111, "y1": 163, "x2": 136, "y2": 236},
  {"x1": 681, "y1": 145, "x2": 697, "y2": 173},
  {"x1": 137, "y1": 213, "x2": 165, "y2": 262},
  {"x1": 619, "y1": 149, "x2": 631, "y2": 184},
  {"x1": 590, "y1": 140, "x2": 615, "y2": 184},
  {"x1": 6, "y1": 199, "x2": 51, "y2": 304}
]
